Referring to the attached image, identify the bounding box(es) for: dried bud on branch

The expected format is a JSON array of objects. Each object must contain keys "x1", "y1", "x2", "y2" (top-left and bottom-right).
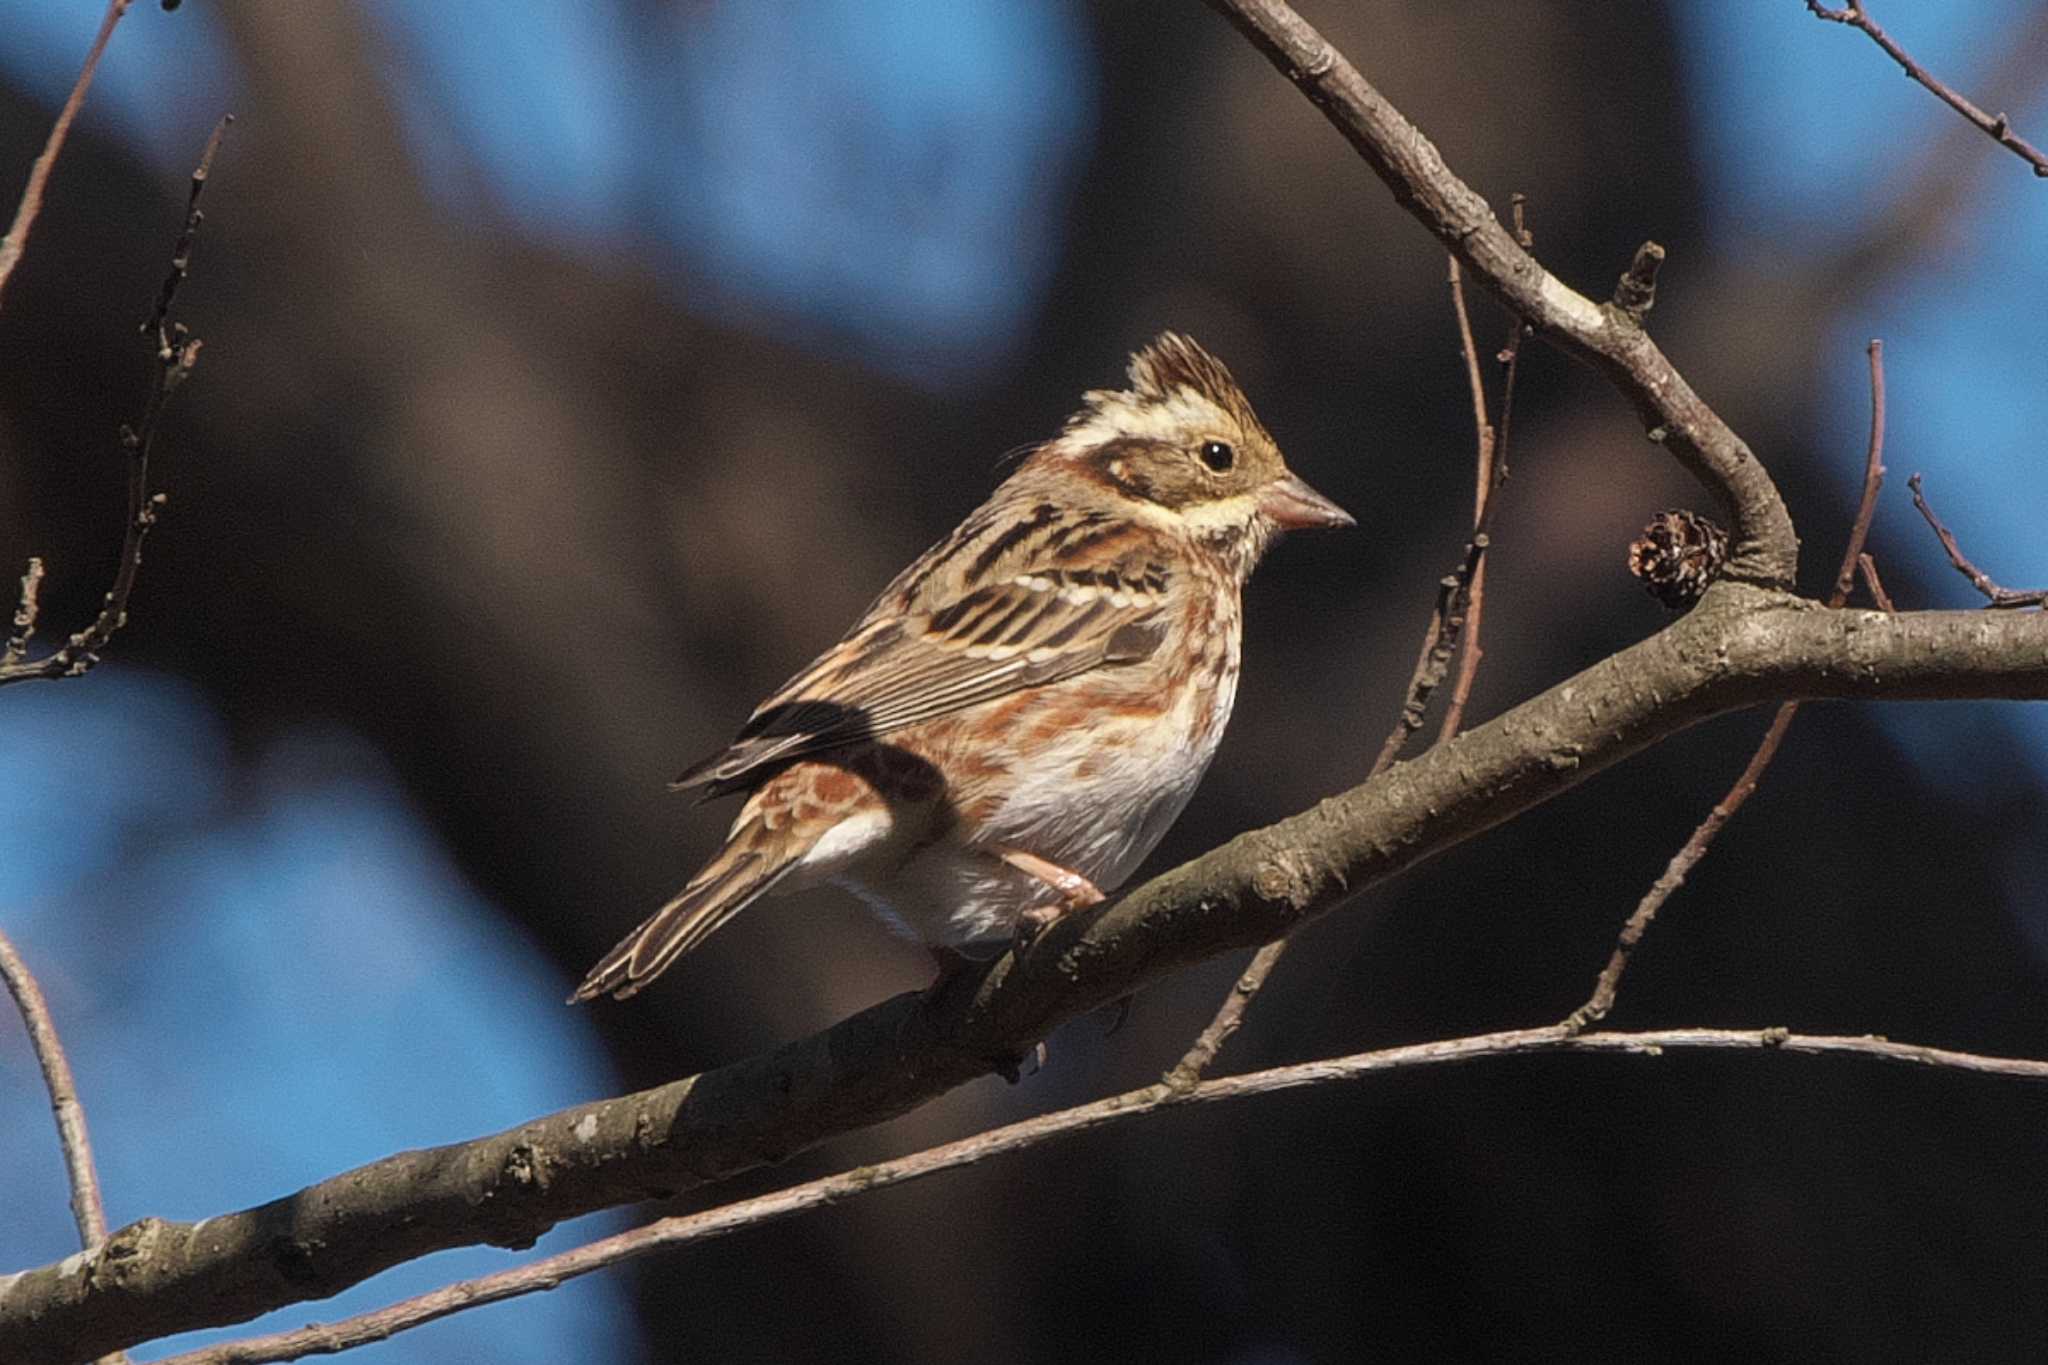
[{"x1": 1629, "y1": 510, "x2": 1731, "y2": 610}]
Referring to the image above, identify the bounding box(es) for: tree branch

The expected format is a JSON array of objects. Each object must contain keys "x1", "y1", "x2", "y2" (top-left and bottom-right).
[
  {"x1": 1806, "y1": 0, "x2": 2048, "y2": 178},
  {"x1": 1171, "y1": 240, "x2": 1537, "y2": 1088},
  {"x1": 5, "y1": 10, "x2": 2042, "y2": 1362},
  {"x1": 0, "y1": 931, "x2": 109, "y2": 1253},
  {"x1": 1908, "y1": 473, "x2": 2048, "y2": 609},
  {"x1": 0, "y1": 0, "x2": 133, "y2": 312},
  {"x1": 1198, "y1": 0, "x2": 1800, "y2": 587},
  {"x1": 1572, "y1": 342, "x2": 1888, "y2": 1030},
  {"x1": 155, "y1": 1021, "x2": 2048, "y2": 1365},
  {"x1": 4, "y1": 592, "x2": 2045, "y2": 1362},
  {"x1": 0, "y1": 117, "x2": 227, "y2": 688}
]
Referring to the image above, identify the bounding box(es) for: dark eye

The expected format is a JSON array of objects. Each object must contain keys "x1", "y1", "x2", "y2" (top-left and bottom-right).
[{"x1": 1199, "y1": 440, "x2": 1235, "y2": 472}]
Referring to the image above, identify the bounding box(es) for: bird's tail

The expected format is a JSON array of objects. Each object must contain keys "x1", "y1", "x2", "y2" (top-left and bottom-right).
[{"x1": 569, "y1": 825, "x2": 795, "y2": 1003}]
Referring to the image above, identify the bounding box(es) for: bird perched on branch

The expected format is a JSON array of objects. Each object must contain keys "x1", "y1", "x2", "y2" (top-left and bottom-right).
[{"x1": 572, "y1": 333, "x2": 1352, "y2": 1003}]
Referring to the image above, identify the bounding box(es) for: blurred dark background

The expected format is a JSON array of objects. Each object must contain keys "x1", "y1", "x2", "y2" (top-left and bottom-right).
[{"x1": 4, "y1": 2, "x2": 2048, "y2": 1361}]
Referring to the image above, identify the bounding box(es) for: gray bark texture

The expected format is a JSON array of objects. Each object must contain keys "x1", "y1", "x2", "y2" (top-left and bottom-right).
[{"x1": 2, "y1": 588, "x2": 2044, "y2": 1362}]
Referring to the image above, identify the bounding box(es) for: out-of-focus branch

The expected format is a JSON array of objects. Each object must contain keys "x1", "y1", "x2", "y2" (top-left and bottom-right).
[
  {"x1": 1908, "y1": 473, "x2": 2047, "y2": 609},
  {"x1": 1199, "y1": 0, "x2": 1800, "y2": 586},
  {"x1": 5, "y1": 558, "x2": 45, "y2": 666},
  {"x1": 8, "y1": 589, "x2": 2048, "y2": 1363},
  {"x1": 0, "y1": 929, "x2": 130, "y2": 1365},
  {"x1": 1570, "y1": 339, "x2": 1889, "y2": 1031},
  {"x1": 0, "y1": 930, "x2": 109, "y2": 1250},
  {"x1": 0, "y1": 118, "x2": 228, "y2": 688},
  {"x1": 155, "y1": 1021, "x2": 2048, "y2": 1365},
  {"x1": 0, "y1": 0, "x2": 133, "y2": 312},
  {"x1": 1806, "y1": 0, "x2": 2048, "y2": 178}
]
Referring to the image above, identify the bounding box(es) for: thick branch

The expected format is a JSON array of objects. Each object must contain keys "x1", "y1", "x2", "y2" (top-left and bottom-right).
[
  {"x1": 4, "y1": 591, "x2": 2044, "y2": 1362},
  {"x1": 160, "y1": 1022, "x2": 2048, "y2": 1365},
  {"x1": 1200, "y1": 0, "x2": 1799, "y2": 586}
]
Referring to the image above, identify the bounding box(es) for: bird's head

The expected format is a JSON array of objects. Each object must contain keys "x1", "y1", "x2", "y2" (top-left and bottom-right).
[{"x1": 1040, "y1": 332, "x2": 1353, "y2": 577}]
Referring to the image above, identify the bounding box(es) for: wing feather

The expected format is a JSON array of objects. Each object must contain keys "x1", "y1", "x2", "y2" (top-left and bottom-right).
[{"x1": 674, "y1": 559, "x2": 1170, "y2": 796}]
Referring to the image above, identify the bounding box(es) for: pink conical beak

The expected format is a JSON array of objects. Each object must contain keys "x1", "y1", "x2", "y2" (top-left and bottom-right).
[{"x1": 1260, "y1": 472, "x2": 1355, "y2": 530}]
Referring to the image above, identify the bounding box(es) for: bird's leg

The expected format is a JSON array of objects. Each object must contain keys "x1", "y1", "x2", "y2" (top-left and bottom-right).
[
  {"x1": 921, "y1": 945, "x2": 979, "y2": 1008},
  {"x1": 919, "y1": 944, "x2": 1045, "y2": 1083},
  {"x1": 996, "y1": 848, "x2": 1105, "y2": 951}
]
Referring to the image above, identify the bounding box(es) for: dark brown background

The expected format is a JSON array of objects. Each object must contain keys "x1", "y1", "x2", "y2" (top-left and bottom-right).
[{"x1": 5, "y1": 3, "x2": 2048, "y2": 1360}]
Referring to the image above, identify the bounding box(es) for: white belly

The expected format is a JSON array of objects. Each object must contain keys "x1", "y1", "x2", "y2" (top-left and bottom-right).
[{"x1": 845, "y1": 650, "x2": 1240, "y2": 949}]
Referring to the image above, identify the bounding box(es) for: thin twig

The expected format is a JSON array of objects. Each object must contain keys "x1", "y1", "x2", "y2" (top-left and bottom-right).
[
  {"x1": 159, "y1": 1020, "x2": 2048, "y2": 1365},
  {"x1": 0, "y1": 929, "x2": 109, "y2": 1247},
  {"x1": 1806, "y1": 0, "x2": 2048, "y2": 177},
  {"x1": 1447, "y1": 256, "x2": 1494, "y2": 464},
  {"x1": 1162, "y1": 942, "x2": 1289, "y2": 1088},
  {"x1": 1438, "y1": 210, "x2": 1529, "y2": 742},
  {"x1": 1858, "y1": 553, "x2": 1896, "y2": 612},
  {"x1": 0, "y1": 117, "x2": 228, "y2": 687},
  {"x1": 1369, "y1": 529, "x2": 1492, "y2": 772},
  {"x1": 5, "y1": 557, "x2": 45, "y2": 665},
  {"x1": 1435, "y1": 259, "x2": 1494, "y2": 742},
  {"x1": 1568, "y1": 340, "x2": 1889, "y2": 1030},
  {"x1": 0, "y1": 0, "x2": 133, "y2": 313},
  {"x1": 1203, "y1": 0, "x2": 1799, "y2": 582},
  {"x1": 1171, "y1": 248, "x2": 1527, "y2": 1084},
  {"x1": 1907, "y1": 473, "x2": 2048, "y2": 609}
]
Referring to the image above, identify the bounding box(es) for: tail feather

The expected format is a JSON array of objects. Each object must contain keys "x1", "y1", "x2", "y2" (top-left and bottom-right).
[{"x1": 569, "y1": 837, "x2": 795, "y2": 1003}]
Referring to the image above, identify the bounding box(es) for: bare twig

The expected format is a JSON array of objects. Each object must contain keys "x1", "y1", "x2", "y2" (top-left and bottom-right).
[
  {"x1": 1569, "y1": 340, "x2": 1889, "y2": 1030},
  {"x1": 1447, "y1": 256, "x2": 1495, "y2": 468},
  {"x1": 0, "y1": 0, "x2": 133, "y2": 312},
  {"x1": 0, "y1": 929, "x2": 109, "y2": 1249},
  {"x1": 1806, "y1": 0, "x2": 2048, "y2": 178},
  {"x1": 1202, "y1": 0, "x2": 1798, "y2": 584},
  {"x1": 21, "y1": 4, "x2": 2048, "y2": 1351},
  {"x1": 1172, "y1": 246, "x2": 1532, "y2": 1084},
  {"x1": 159, "y1": 1020, "x2": 2048, "y2": 1365},
  {"x1": 1858, "y1": 553, "x2": 1896, "y2": 612},
  {"x1": 1437, "y1": 239, "x2": 1524, "y2": 744},
  {"x1": 1162, "y1": 942, "x2": 1289, "y2": 1087},
  {"x1": 5, "y1": 557, "x2": 45, "y2": 665},
  {"x1": 1835, "y1": 339, "x2": 1888, "y2": 602},
  {"x1": 11, "y1": 600, "x2": 2048, "y2": 1364},
  {"x1": 0, "y1": 118, "x2": 228, "y2": 687},
  {"x1": 1369, "y1": 525, "x2": 1495, "y2": 772},
  {"x1": 1907, "y1": 473, "x2": 2048, "y2": 609}
]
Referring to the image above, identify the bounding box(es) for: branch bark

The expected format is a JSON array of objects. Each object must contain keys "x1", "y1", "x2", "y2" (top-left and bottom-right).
[
  {"x1": 1199, "y1": 0, "x2": 1799, "y2": 587},
  {"x1": 4, "y1": 591, "x2": 2045, "y2": 1362},
  {"x1": 0, "y1": 932, "x2": 109, "y2": 1252},
  {"x1": 4, "y1": 7, "x2": 2042, "y2": 1362},
  {"x1": 154, "y1": 1021, "x2": 2048, "y2": 1365},
  {"x1": 1806, "y1": 0, "x2": 2048, "y2": 177}
]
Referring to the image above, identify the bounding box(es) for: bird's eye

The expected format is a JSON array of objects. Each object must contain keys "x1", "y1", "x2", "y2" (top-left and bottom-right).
[{"x1": 1198, "y1": 440, "x2": 1235, "y2": 472}]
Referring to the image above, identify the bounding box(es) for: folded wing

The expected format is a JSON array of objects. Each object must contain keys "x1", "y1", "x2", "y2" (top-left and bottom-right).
[{"x1": 675, "y1": 565, "x2": 1169, "y2": 797}]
